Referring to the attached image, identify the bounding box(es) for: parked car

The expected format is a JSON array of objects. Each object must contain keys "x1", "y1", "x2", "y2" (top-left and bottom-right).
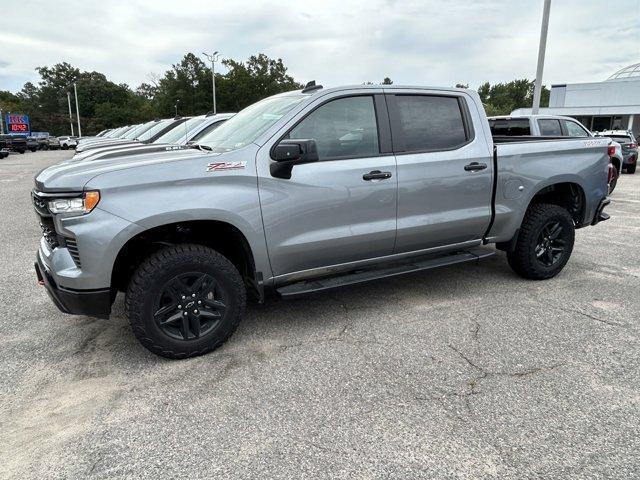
[
  {"x1": 36, "y1": 137, "x2": 50, "y2": 150},
  {"x1": 47, "y1": 137, "x2": 61, "y2": 150},
  {"x1": 26, "y1": 136, "x2": 39, "y2": 152},
  {"x1": 2, "y1": 135, "x2": 27, "y2": 153},
  {"x1": 70, "y1": 114, "x2": 234, "y2": 162},
  {"x1": 58, "y1": 136, "x2": 78, "y2": 150},
  {"x1": 488, "y1": 115, "x2": 621, "y2": 191},
  {"x1": 595, "y1": 130, "x2": 637, "y2": 174},
  {"x1": 606, "y1": 141, "x2": 624, "y2": 192},
  {"x1": 33, "y1": 84, "x2": 611, "y2": 359},
  {"x1": 488, "y1": 114, "x2": 592, "y2": 137}
]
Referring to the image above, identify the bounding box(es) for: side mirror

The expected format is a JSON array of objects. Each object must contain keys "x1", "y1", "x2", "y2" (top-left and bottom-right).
[{"x1": 270, "y1": 139, "x2": 319, "y2": 179}]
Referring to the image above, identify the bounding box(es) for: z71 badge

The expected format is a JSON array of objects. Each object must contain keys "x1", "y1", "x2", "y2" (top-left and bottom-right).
[{"x1": 206, "y1": 161, "x2": 247, "y2": 172}]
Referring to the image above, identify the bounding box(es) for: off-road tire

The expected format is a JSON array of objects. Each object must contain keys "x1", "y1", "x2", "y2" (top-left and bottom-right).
[
  {"x1": 626, "y1": 163, "x2": 636, "y2": 174},
  {"x1": 609, "y1": 164, "x2": 619, "y2": 193},
  {"x1": 125, "y1": 244, "x2": 246, "y2": 359},
  {"x1": 507, "y1": 203, "x2": 575, "y2": 280}
]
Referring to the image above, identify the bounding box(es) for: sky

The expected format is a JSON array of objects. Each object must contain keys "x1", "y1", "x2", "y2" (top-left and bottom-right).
[{"x1": 1, "y1": 0, "x2": 639, "y2": 93}]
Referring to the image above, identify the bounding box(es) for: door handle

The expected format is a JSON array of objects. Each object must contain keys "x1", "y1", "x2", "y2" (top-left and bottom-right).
[
  {"x1": 464, "y1": 162, "x2": 488, "y2": 172},
  {"x1": 363, "y1": 170, "x2": 392, "y2": 181}
]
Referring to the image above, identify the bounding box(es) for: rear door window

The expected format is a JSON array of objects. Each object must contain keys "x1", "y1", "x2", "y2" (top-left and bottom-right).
[
  {"x1": 537, "y1": 119, "x2": 562, "y2": 136},
  {"x1": 394, "y1": 95, "x2": 469, "y2": 151}
]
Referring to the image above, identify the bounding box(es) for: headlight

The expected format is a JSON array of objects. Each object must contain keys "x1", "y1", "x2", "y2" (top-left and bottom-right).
[{"x1": 48, "y1": 191, "x2": 100, "y2": 214}]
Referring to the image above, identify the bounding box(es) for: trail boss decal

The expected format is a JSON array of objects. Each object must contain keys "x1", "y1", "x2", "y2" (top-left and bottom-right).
[{"x1": 206, "y1": 161, "x2": 247, "y2": 172}]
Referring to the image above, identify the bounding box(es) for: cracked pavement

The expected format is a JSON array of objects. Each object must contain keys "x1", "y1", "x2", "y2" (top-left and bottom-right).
[{"x1": 1, "y1": 150, "x2": 639, "y2": 479}]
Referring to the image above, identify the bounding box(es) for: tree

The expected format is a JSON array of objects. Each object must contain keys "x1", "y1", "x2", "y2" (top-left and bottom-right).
[{"x1": 477, "y1": 79, "x2": 549, "y2": 116}]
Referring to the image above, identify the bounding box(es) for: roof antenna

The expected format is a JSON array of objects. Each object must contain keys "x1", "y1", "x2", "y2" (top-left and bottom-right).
[{"x1": 302, "y1": 80, "x2": 323, "y2": 93}]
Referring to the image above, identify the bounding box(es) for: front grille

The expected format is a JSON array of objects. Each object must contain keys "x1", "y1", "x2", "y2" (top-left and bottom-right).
[
  {"x1": 32, "y1": 191, "x2": 81, "y2": 268},
  {"x1": 65, "y1": 238, "x2": 82, "y2": 268},
  {"x1": 39, "y1": 218, "x2": 59, "y2": 249}
]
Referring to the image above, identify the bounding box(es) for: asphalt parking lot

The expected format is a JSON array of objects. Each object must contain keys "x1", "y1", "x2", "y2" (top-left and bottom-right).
[{"x1": 1, "y1": 149, "x2": 639, "y2": 479}]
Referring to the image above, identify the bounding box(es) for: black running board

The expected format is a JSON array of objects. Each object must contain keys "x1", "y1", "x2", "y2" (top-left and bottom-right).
[{"x1": 276, "y1": 247, "x2": 495, "y2": 298}]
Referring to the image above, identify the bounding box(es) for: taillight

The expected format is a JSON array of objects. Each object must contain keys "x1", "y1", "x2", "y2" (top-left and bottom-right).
[
  {"x1": 629, "y1": 143, "x2": 637, "y2": 149},
  {"x1": 607, "y1": 145, "x2": 615, "y2": 156}
]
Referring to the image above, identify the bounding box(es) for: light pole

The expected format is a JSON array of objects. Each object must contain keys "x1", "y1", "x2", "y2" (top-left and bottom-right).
[
  {"x1": 67, "y1": 92, "x2": 75, "y2": 136},
  {"x1": 202, "y1": 51, "x2": 222, "y2": 114},
  {"x1": 532, "y1": 0, "x2": 552, "y2": 114},
  {"x1": 73, "y1": 82, "x2": 82, "y2": 137},
  {"x1": 0, "y1": 107, "x2": 4, "y2": 134},
  {"x1": 175, "y1": 99, "x2": 180, "y2": 117}
]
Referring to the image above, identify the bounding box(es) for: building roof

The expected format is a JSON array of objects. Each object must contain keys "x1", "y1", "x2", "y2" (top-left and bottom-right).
[{"x1": 607, "y1": 63, "x2": 640, "y2": 81}]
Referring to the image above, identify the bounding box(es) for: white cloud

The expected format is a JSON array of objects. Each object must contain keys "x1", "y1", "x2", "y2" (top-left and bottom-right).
[{"x1": 0, "y1": 0, "x2": 638, "y2": 93}]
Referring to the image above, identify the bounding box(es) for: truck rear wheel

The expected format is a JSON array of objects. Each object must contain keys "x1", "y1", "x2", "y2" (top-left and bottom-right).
[
  {"x1": 507, "y1": 203, "x2": 575, "y2": 280},
  {"x1": 125, "y1": 244, "x2": 246, "y2": 359},
  {"x1": 627, "y1": 163, "x2": 636, "y2": 174}
]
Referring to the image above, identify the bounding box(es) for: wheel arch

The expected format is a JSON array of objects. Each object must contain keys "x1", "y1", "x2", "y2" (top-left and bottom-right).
[{"x1": 111, "y1": 218, "x2": 263, "y2": 301}]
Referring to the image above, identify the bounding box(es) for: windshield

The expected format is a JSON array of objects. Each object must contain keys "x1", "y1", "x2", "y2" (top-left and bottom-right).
[
  {"x1": 127, "y1": 120, "x2": 160, "y2": 140},
  {"x1": 137, "y1": 119, "x2": 176, "y2": 141},
  {"x1": 154, "y1": 117, "x2": 206, "y2": 144},
  {"x1": 121, "y1": 124, "x2": 143, "y2": 139},
  {"x1": 198, "y1": 94, "x2": 306, "y2": 152}
]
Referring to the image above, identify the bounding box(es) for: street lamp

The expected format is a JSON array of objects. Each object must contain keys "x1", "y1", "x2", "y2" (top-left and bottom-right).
[
  {"x1": 73, "y1": 82, "x2": 82, "y2": 137},
  {"x1": 532, "y1": 0, "x2": 552, "y2": 114},
  {"x1": 202, "y1": 51, "x2": 222, "y2": 114},
  {"x1": 67, "y1": 92, "x2": 75, "y2": 136},
  {"x1": 175, "y1": 99, "x2": 180, "y2": 117}
]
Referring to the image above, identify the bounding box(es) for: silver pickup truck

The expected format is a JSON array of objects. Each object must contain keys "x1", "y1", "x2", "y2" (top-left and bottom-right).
[{"x1": 33, "y1": 84, "x2": 612, "y2": 358}]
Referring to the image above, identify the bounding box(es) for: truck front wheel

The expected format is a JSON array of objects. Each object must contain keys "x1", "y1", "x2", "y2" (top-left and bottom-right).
[
  {"x1": 125, "y1": 244, "x2": 246, "y2": 359},
  {"x1": 507, "y1": 204, "x2": 575, "y2": 280}
]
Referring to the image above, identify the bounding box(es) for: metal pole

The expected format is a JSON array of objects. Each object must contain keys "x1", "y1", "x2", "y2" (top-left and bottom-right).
[
  {"x1": 202, "y1": 51, "x2": 219, "y2": 114},
  {"x1": 212, "y1": 58, "x2": 217, "y2": 115},
  {"x1": 532, "y1": 0, "x2": 551, "y2": 114},
  {"x1": 0, "y1": 108, "x2": 4, "y2": 134},
  {"x1": 67, "y1": 92, "x2": 75, "y2": 136},
  {"x1": 73, "y1": 83, "x2": 82, "y2": 137}
]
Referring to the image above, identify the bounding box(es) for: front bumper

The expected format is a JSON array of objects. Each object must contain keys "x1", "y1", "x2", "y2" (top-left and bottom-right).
[
  {"x1": 591, "y1": 197, "x2": 611, "y2": 226},
  {"x1": 35, "y1": 254, "x2": 113, "y2": 318}
]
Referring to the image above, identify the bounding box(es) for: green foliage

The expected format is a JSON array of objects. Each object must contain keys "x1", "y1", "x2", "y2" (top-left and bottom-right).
[
  {"x1": 477, "y1": 79, "x2": 549, "y2": 116},
  {"x1": 2, "y1": 55, "x2": 553, "y2": 136},
  {"x1": 1, "y1": 53, "x2": 304, "y2": 135}
]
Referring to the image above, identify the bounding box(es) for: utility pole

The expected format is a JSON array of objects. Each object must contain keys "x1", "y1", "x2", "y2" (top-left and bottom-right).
[
  {"x1": 532, "y1": 0, "x2": 552, "y2": 114},
  {"x1": 202, "y1": 51, "x2": 221, "y2": 114},
  {"x1": 67, "y1": 92, "x2": 75, "y2": 136},
  {"x1": 0, "y1": 108, "x2": 4, "y2": 134},
  {"x1": 73, "y1": 82, "x2": 82, "y2": 137}
]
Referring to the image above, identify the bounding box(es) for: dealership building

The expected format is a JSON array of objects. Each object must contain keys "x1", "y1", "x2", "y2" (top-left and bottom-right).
[{"x1": 512, "y1": 63, "x2": 640, "y2": 136}]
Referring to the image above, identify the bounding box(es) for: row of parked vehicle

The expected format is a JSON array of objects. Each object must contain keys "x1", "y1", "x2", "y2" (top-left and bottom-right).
[
  {"x1": 73, "y1": 113, "x2": 234, "y2": 160},
  {"x1": 487, "y1": 114, "x2": 638, "y2": 192},
  {"x1": 0, "y1": 134, "x2": 78, "y2": 158}
]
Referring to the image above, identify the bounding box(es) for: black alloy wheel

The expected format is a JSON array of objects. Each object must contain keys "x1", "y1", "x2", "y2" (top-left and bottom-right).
[
  {"x1": 534, "y1": 221, "x2": 567, "y2": 267},
  {"x1": 154, "y1": 272, "x2": 228, "y2": 341}
]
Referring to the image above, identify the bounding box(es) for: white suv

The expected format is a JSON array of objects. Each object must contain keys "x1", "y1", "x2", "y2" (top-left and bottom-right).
[{"x1": 58, "y1": 136, "x2": 78, "y2": 150}]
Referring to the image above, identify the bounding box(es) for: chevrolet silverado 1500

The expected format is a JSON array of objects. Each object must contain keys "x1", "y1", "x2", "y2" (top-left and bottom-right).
[{"x1": 33, "y1": 83, "x2": 611, "y2": 358}]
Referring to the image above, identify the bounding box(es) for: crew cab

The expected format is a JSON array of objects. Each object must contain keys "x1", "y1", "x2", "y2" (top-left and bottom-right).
[{"x1": 33, "y1": 84, "x2": 611, "y2": 359}]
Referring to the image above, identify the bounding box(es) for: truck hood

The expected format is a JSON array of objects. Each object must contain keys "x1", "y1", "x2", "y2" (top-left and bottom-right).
[{"x1": 35, "y1": 148, "x2": 206, "y2": 192}]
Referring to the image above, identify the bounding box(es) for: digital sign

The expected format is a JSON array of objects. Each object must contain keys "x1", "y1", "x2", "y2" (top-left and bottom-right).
[{"x1": 5, "y1": 113, "x2": 30, "y2": 136}]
